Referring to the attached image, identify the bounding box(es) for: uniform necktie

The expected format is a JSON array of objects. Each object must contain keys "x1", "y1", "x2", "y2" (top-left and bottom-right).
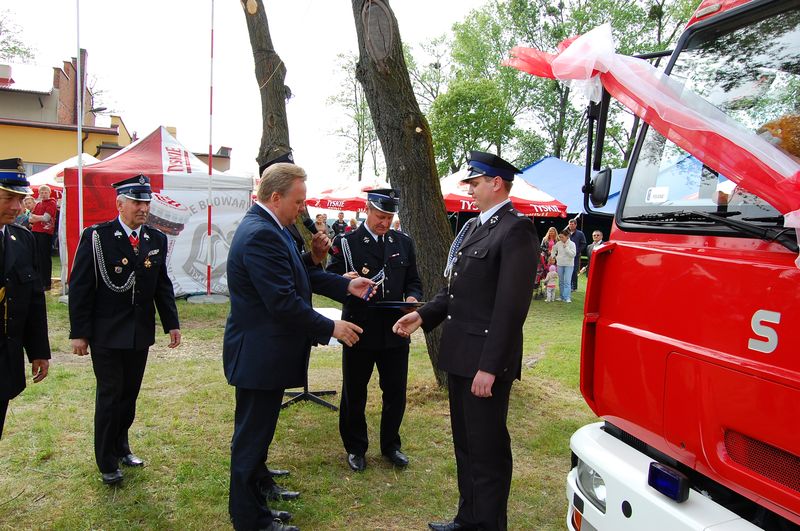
[
  {"x1": 377, "y1": 235, "x2": 385, "y2": 257},
  {"x1": 0, "y1": 230, "x2": 5, "y2": 286},
  {"x1": 129, "y1": 230, "x2": 139, "y2": 248}
]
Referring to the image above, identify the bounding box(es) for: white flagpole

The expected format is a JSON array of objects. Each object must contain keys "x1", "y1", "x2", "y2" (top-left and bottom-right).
[
  {"x1": 76, "y1": 0, "x2": 84, "y2": 236},
  {"x1": 206, "y1": 0, "x2": 215, "y2": 296}
]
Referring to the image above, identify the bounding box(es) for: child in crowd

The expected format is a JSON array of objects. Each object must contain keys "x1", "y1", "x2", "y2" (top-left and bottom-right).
[{"x1": 544, "y1": 265, "x2": 559, "y2": 302}]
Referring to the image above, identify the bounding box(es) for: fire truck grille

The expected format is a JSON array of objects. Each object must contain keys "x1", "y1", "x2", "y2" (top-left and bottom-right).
[{"x1": 724, "y1": 430, "x2": 800, "y2": 493}]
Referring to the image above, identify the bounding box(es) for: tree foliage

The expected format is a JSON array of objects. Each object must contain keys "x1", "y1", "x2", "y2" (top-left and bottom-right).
[
  {"x1": 328, "y1": 53, "x2": 384, "y2": 181},
  {"x1": 428, "y1": 78, "x2": 515, "y2": 175},
  {"x1": 0, "y1": 10, "x2": 35, "y2": 63}
]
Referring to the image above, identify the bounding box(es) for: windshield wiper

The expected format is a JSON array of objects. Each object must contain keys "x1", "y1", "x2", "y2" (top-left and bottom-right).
[{"x1": 622, "y1": 210, "x2": 798, "y2": 252}]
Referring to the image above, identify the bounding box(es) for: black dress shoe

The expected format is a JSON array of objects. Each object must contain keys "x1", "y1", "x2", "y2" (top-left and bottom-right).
[
  {"x1": 120, "y1": 454, "x2": 144, "y2": 467},
  {"x1": 259, "y1": 519, "x2": 299, "y2": 531},
  {"x1": 347, "y1": 453, "x2": 366, "y2": 472},
  {"x1": 101, "y1": 469, "x2": 123, "y2": 485},
  {"x1": 263, "y1": 483, "x2": 300, "y2": 501},
  {"x1": 269, "y1": 509, "x2": 292, "y2": 522},
  {"x1": 268, "y1": 468, "x2": 290, "y2": 477},
  {"x1": 383, "y1": 449, "x2": 409, "y2": 468},
  {"x1": 428, "y1": 520, "x2": 472, "y2": 531}
]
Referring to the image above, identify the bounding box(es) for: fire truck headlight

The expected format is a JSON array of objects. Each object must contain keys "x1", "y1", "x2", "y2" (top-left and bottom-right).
[{"x1": 576, "y1": 459, "x2": 607, "y2": 513}]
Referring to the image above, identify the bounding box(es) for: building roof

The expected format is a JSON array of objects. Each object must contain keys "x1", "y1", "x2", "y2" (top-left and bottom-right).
[{"x1": 0, "y1": 63, "x2": 54, "y2": 95}]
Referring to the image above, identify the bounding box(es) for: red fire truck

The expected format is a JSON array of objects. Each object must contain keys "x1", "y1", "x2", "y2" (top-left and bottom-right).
[{"x1": 558, "y1": 1, "x2": 800, "y2": 529}]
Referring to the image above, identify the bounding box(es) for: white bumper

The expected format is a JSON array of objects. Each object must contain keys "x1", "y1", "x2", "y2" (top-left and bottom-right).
[{"x1": 566, "y1": 423, "x2": 759, "y2": 531}]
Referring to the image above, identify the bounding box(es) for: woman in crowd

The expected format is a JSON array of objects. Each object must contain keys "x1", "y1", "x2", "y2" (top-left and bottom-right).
[
  {"x1": 552, "y1": 229, "x2": 576, "y2": 303},
  {"x1": 541, "y1": 226, "x2": 558, "y2": 257}
]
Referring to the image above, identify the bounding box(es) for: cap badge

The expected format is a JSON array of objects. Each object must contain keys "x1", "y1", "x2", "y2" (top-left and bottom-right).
[
  {"x1": 114, "y1": 266, "x2": 123, "y2": 274},
  {"x1": 121, "y1": 257, "x2": 129, "y2": 265},
  {"x1": 114, "y1": 230, "x2": 122, "y2": 238},
  {"x1": 138, "y1": 176, "x2": 146, "y2": 185}
]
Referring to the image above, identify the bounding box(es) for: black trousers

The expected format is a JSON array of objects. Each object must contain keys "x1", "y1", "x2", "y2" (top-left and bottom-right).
[
  {"x1": 33, "y1": 232, "x2": 52, "y2": 290},
  {"x1": 229, "y1": 387, "x2": 283, "y2": 531},
  {"x1": 571, "y1": 255, "x2": 581, "y2": 290},
  {"x1": 90, "y1": 346, "x2": 149, "y2": 473},
  {"x1": 448, "y1": 373, "x2": 513, "y2": 531},
  {"x1": 339, "y1": 345, "x2": 409, "y2": 456},
  {"x1": 0, "y1": 399, "x2": 7, "y2": 440}
]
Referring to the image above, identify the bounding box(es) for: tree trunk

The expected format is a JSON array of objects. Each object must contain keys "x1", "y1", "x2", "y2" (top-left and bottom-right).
[
  {"x1": 240, "y1": 0, "x2": 291, "y2": 168},
  {"x1": 351, "y1": 0, "x2": 451, "y2": 386}
]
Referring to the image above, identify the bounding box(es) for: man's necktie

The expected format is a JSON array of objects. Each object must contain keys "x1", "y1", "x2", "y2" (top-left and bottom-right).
[
  {"x1": 0, "y1": 230, "x2": 5, "y2": 287},
  {"x1": 129, "y1": 230, "x2": 139, "y2": 253},
  {"x1": 377, "y1": 235, "x2": 386, "y2": 257}
]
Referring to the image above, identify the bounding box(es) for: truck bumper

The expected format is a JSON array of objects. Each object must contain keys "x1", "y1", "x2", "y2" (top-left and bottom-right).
[{"x1": 566, "y1": 423, "x2": 758, "y2": 531}]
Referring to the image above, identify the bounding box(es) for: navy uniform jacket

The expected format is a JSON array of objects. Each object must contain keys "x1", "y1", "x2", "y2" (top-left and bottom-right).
[
  {"x1": 223, "y1": 205, "x2": 350, "y2": 391},
  {"x1": 418, "y1": 205, "x2": 538, "y2": 381},
  {"x1": 328, "y1": 226, "x2": 423, "y2": 350},
  {"x1": 68, "y1": 219, "x2": 180, "y2": 350},
  {"x1": 0, "y1": 224, "x2": 51, "y2": 402}
]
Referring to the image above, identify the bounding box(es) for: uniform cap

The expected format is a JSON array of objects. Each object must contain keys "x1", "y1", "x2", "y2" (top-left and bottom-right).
[
  {"x1": 259, "y1": 150, "x2": 294, "y2": 177},
  {"x1": 113, "y1": 174, "x2": 152, "y2": 201},
  {"x1": 463, "y1": 151, "x2": 521, "y2": 182},
  {"x1": 0, "y1": 158, "x2": 32, "y2": 195},
  {"x1": 367, "y1": 188, "x2": 399, "y2": 214}
]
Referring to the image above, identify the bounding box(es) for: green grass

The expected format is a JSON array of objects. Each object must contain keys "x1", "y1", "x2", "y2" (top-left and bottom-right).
[{"x1": 0, "y1": 275, "x2": 595, "y2": 530}]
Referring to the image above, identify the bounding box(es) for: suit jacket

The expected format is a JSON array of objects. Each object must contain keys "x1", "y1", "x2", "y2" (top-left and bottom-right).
[
  {"x1": 418, "y1": 204, "x2": 538, "y2": 381},
  {"x1": 328, "y1": 226, "x2": 423, "y2": 350},
  {"x1": 68, "y1": 219, "x2": 180, "y2": 350},
  {"x1": 0, "y1": 224, "x2": 51, "y2": 401},
  {"x1": 223, "y1": 204, "x2": 350, "y2": 391}
]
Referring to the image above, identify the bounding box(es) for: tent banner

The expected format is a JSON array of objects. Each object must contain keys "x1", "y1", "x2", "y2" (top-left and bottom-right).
[{"x1": 150, "y1": 188, "x2": 251, "y2": 297}]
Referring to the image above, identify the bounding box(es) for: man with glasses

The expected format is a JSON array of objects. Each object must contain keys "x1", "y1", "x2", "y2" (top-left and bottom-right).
[{"x1": 393, "y1": 151, "x2": 539, "y2": 531}]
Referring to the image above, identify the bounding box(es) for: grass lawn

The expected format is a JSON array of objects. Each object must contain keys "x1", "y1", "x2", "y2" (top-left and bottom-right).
[{"x1": 0, "y1": 268, "x2": 596, "y2": 530}]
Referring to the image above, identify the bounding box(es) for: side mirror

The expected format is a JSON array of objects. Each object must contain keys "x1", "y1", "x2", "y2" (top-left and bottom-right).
[{"x1": 590, "y1": 168, "x2": 612, "y2": 208}]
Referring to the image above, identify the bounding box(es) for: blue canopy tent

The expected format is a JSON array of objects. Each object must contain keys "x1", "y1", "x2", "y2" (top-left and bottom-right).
[{"x1": 519, "y1": 156, "x2": 626, "y2": 215}]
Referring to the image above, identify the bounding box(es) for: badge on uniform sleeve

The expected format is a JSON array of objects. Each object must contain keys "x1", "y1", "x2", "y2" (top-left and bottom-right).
[
  {"x1": 9, "y1": 234, "x2": 15, "y2": 241},
  {"x1": 144, "y1": 258, "x2": 152, "y2": 268},
  {"x1": 114, "y1": 230, "x2": 122, "y2": 238},
  {"x1": 388, "y1": 235, "x2": 394, "y2": 243},
  {"x1": 363, "y1": 236, "x2": 370, "y2": 244},
  {"x1": 143, "y1": 232, "x2": 150, "y2": 240},
  {"x1": 489, "y1": 215, "x2": 499, "y2": 225},
  {"x1": 361, "y1": 266, "x2": 370, "y2": 275},
  {"x1": 121, "y1": 257, "x2": 128, "y2": 265},
  {"x1": 114, "y1": 266, "x2": 123, "y2": 274}
]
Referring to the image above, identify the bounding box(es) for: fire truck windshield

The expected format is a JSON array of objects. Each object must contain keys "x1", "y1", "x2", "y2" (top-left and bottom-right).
[{"x1": 622, "y1": 3, "x2": 799, "y2": 227}]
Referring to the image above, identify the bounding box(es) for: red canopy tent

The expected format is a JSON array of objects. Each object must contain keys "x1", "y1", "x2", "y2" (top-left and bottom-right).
[{"x1": 305, "y1": 180, "x2": 389, "y2": 211}]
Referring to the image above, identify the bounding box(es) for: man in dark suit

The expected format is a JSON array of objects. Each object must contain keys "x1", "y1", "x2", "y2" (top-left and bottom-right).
[
  {"x1": 584, "y1": 229, "x2": 604, "y2": 276},
  {"x1": 0, "y1": 158, "x2": 50, "y2": 440},
  {"x1": 69, "y1": 175, "x2": 181, "y2": 485},
  {"x1": 567, "y1": 218, "x2": 586, "y2": 291},
  {"x1": 224, "y1": 162, "x2": 374, "y2": 531},
  {"x1": 394, "y1": 151, "x2": 539, "y2": 531},
  {"x1": 328, "y1": 189, "x2": 423, "y2": 472}
]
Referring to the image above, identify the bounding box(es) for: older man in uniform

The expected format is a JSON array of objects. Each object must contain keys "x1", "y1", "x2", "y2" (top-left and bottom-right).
[
  {"x1": 0, "y1": 158, "x2": 50, "y2": 440},
  {"x1": 394, "y1": 152, "x2": 539, "y2": 531},
  {"x1": 69, "y1": 175, "x2": 181, "y2": 485},
  {"x1": 328, "y1": 189, "x2": 423, "y2": 472}
]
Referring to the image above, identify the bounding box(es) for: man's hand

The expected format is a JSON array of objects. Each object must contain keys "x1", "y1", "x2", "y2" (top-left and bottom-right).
[
  {"x1": 471, "y1": 370, "x2": 495, "y2": 398},
  {"x1": 392, "y1": 311, "x2": 422, "y2": 337},
  {"x1": 71, "y1": 338, "x2": 89, "y2": 356},
  {"x1": 168, "y1": 329, "x2": 181, "y2": 348},
  {"x1": 310, "y1": 232, "x2": 331, "y2": 265},
  {"x1": 402, "y1": 296, "x2": 419, "y2": 314},
  {"x1": 342, "y1": 271, "x2": 359, "y2": 280},
  {"x1": 31, "y1": 359, "x2": 49, "y2": 383},
  {"x1": 333, "y1": 320, "x2": 363, "y2": 347},
  {"x1": 347, "y1": 276, "x2": 375, "y2": 300}
]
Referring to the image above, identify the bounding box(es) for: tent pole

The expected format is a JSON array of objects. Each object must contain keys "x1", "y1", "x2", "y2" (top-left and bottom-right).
[{"x1": 206, "y1": 0, "x2": 215, "y2": 296}]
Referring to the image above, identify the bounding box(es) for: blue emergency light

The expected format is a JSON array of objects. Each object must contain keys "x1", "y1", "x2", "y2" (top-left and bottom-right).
[{"x1": 648, "y1": 462, "x2": 690, "y2": 503}]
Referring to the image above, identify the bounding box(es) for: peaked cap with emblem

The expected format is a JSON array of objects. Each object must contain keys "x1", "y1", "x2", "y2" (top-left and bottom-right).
[
  {"x1": 258, "y1": 150, "x2": 295, "y2": 177},
  {"x1": 463, "y1": 151, "x2": 522, "y2": 182},
  {"x1": 113, "y1": 174, "x2": 152, "y2": 201},
  {"x1": 0, "y1": 158, "x2": 33, "y2": 195},
  {"x1": 367, "y1": 188, "x2": 400, "y2": 214}
]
